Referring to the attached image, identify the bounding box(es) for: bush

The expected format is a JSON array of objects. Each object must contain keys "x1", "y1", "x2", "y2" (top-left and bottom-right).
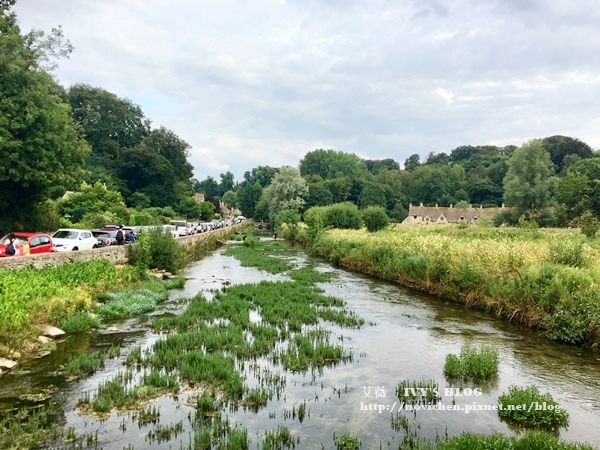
[
  {"x1": 497, "y1": 385, "x2": 569, "y2": 429},
  {"x1": 579, "y1": 211, "x2": 600, "y2": 238},
  {"x1": 322, "y1": 202, "x2": 362, "y2": 230},
  {"x1": 128, "y1": 227, "x2": 183, "y2": 274},
  {"x1": 361, "y1": 206, "x2": 389, "y2": 232}
]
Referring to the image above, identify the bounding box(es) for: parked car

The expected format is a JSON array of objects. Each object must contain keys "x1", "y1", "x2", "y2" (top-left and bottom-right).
[
  {"x1": 0, "y1": 232, "x2": 54, "y2": 257},
  {"x1": 92, "y1": 229, "x2": 118, "y2": 247},
  {"x1": 52, "y1": 229, "x2": 98, "y2": 252}
]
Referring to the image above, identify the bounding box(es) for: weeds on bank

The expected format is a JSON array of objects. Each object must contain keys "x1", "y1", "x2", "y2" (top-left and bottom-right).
[{"x1": 443, "y1": 344, "x2": 499, "y2": 380}]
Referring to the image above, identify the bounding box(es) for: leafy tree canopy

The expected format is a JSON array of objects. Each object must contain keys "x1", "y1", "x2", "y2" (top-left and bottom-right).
[
  {"x1": 299, "y1": 149, "x2": 368, "y2": 180},
  {"x1": 0, "y1": 2, "x2": 89, "y2": 230},
  {"x1": 262, "y1": 166, "x2": 308, "y2": 218},
  {"x1": 503, "y1": 139, "x2": 559, "y2": 214}
]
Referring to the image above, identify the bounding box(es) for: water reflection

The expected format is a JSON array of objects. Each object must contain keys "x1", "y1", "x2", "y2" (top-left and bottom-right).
[{"x1": 0, "y1": 241, "x2": 599, "y2": 448}]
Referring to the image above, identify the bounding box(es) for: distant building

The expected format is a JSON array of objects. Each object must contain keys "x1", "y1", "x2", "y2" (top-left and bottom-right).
[{"x1": 402, "y1": 203, "x2": 508, "y2": 225}]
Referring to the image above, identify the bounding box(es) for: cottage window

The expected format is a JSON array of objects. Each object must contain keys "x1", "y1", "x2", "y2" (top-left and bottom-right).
[{"x1": 414, "y1": 215, "x2": 417, "y2": 219}]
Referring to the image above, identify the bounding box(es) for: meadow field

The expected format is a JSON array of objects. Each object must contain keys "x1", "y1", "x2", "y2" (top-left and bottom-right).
[{"x1": 312, "y1": 225, "x2": 600, "y2": 347}]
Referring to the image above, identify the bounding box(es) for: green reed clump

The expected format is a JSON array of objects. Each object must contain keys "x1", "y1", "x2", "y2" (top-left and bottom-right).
[
  {"x1": 134, "y1": 405, "x2": 160, "y2": 425},
  {"x1": 318, "y1": 307, "x2": 365, "y2": 328},
  {"x1": 288, "y1": 266, "x2": 335, "y2": 284},
  {"x1": 141, "y1": 369, "x2": 179, "y2": 393},
  {"x1": 444, "y1": 344, "x2": 499, "y2": 380},
  {"x1": 146, "y1": 420, "x2": 184, "y2": 444},
  {"x1": 242, "y1": 388, "x2": 270, "y2": 408},
  {"x1": 125, "y1": 346, "x2": 143, "y2": 367},
  {"x1": 335, "y1": 433, "x2": 361, "y2": 450},
  {"x1": 107, "y1": 344, "x2": 121, "y2": 358},
  {"x1": 196, "y1": 391, "x2": 221, "y2": 418},
  {"x1": 224, "y1": 245, "x2": 293, "y2": 273},
  {"x1": 263, "y1": 425, "x2": 297, "y2": 449},
  {"x1": 396, "y1": 379, "x2": 440, "y2": 406},
  {"x1": 0, "y1": 405, "x2": 60, "y2": 450},
  {"x1": 498, "y1": 385, "x2": 569, "y2": 429},
  {"x1": 58, "y1": 311, "x2": 99, "y2": 333},
  {"x1": 277, "y1": 334, "x2": 351, "y2": 372},
  {"x1": 438, "y1": 430, "x2": 593, "y2": 450},
  {"x1": 179, "y1": 351, "x2": 244, "y2": 399},
  {"x1": 65, "y1": 351, "x2": 105, "y2": 380}
]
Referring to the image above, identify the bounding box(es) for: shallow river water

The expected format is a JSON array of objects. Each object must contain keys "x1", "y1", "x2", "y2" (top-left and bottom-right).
[{"x1": 1, "y1": 240, "x2": 600, "y2": 449}]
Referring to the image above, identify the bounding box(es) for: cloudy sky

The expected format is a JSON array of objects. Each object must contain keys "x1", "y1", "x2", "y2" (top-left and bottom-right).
[{"x1": 12, "y1": 0, "x2": 600, "y2": 181}]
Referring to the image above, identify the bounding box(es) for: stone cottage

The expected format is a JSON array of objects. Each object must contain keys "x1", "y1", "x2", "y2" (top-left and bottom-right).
[{"x1": 402, "y1": 203, "x2": 507, "y2": 225}]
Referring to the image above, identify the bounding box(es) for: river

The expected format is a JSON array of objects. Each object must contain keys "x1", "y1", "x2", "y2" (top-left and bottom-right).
[{"x1": 1, "y1": 239, "x2": 599, "y2": 449}]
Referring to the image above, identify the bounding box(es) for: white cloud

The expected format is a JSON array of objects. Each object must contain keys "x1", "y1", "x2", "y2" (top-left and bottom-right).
[{"x1": 11, "y1": 0, "x2": 600, "y2": 181}]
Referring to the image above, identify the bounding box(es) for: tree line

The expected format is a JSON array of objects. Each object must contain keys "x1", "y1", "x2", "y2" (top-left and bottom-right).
[{"x1": 2, "y1": 0, "x2": 599, "y2": 234}]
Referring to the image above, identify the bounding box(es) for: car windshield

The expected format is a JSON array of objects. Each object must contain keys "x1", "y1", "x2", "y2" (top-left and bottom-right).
[
  {"x1": 53, "y1": 230, "x2": 78, "y2": 239},
  {"x1": 1, "y1": 235, "x2": 29, "y2": 245}
]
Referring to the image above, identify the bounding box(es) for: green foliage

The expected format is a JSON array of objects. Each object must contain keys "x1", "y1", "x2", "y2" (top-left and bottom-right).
[
  {"x1": 0, "y1": 260, "x2": 119, "y2": 356},
  {"x1": 199, "y1": 201, "x2": 215, "y2": 220},
  {"x1": 262, "y1": 166, "x2": 308, "y2": 218},
  {"x1": 58, "y1": 311, "x2": 99, "y2": 333},
  {"x1": 498, "y1": 385, "x2": 569, "y2": 429},
  {"x1": 65, "y1": 351, "x2": 105, "y2": 379},
  {"x1": 361, "y1": 206, "x2": 389, "y2": 232},
  {"x1": 57, "y1": 181, "x2": 126, "y2": 218},
  {"x1": 303, "y1": 206, "x2": 326, "y2": 242},
  {"x1": 438, "y1": 431, "x2": 594, "y2": 450},
  {"x1": 503, "y1": 140, "x2": 559, "y2": 214},
  {"x1": 299, "y1": 149, "x2": 368, "y2": 181},
  {"x1": 443, "y1": 344, "x2": 499, "y2": 380},
  {"x1": 0, "y1": 9, "x2": 88, "y2": 231},
  {"x1": 95, "y1": 288, "x2": 168, "y2": 319},
  {"x1": 275, "y1": 208, "x2": 301, "y2": 240},
  {"x1": 548, "y1": 240, "x2": 587, "y2": 267},
  {"x1": 225, "y1": 244, "x2": 293, "y2": 274},
  {"x1": 579, "y1": 211, "x2": 600, "y2": 238},
  {"x1": 323, "y1": 202, "x2": 362, "y2": 230},
  {"x1": 358, "y1": 182, "x2": 387, "y2": 209},
  {"x1": 137, "y1": 226, "x2": 183, "y2": 274},
  {"x1": 335, "y1": 433, "x2": 361, "y2": 450}
]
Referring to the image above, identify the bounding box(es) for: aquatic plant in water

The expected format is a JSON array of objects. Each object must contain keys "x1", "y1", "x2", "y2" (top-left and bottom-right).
[{"x1": 443, "y1": 344, "x2": 499, "y2": 380}]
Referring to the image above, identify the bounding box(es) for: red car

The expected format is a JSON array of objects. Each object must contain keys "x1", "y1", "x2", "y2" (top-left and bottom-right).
[{"x1": 0, "y1": 232, "x2": 54, "y2": 257}]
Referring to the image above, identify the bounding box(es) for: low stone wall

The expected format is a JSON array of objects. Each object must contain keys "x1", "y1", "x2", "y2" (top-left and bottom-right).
[{"x1": 0, "y1": 227, "x2": 238, "y2": 271}]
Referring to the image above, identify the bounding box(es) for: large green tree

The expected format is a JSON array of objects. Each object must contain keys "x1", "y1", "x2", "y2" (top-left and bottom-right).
[
  {"x1": 67, "y1": 84, "x2": 150, "y2": 173},
  {"x1": 261, "y1": 166, "x2": 308, "y2": 218},
  {"x1": 503, "y1": 140, "x2": 559, "y2": 215},
  {"x1": 0, "y1": 1, "x2": 88, "y2": 231},
  {"x1": 299, "y1": 149, "x2": 368, "y2": 180}
]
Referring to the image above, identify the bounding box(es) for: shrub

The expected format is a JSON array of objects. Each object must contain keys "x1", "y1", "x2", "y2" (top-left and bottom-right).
[
  {"x1": 498, "y1": 385, "x2": 569, "y2": 429},
  {"x1": 128, "y1": 227, "x2": 183, "y2": 274},
  {"x1": 322, "y1": 202, "x2": 362, "y2": 230},
  {"x1": 579, "y1": 211, "x2": 600, "y2": 238},
  {"x1": 444, "y1": 344, "x2": 499, "y2": 380},
  {"x1": 58, "y1": 311, "x2": 99, "y2": 333},
  {"x1": 361, "y1": 206, "x2": 389, "y2": 232}
]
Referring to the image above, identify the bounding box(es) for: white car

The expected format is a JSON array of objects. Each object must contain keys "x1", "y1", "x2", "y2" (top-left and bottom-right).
[{"x1": 52, "y1": 229, "x2": 98, "y2": 252}]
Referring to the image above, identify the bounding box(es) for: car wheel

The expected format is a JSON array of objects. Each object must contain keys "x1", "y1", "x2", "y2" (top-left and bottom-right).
[
  {"x1": 72, "y1": 247, "x2": 78, "y2": 251},
  {"x1": 93, "y1": 245, "x2": 98, "y2": 248}
]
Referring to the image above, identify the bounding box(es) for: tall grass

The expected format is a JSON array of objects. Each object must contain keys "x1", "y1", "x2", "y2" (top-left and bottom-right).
[{"x1": 312, "y1": 226, "x2": 600, "y2": 347}]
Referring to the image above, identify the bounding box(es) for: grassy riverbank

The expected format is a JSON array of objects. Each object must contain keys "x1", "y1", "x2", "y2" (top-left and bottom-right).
[
  {"x1": 311, "y1": 225, "x2": 600, "y2": 347},
  {"x1": 0, "y1": 228, "x2": 232, "y2": 359}
]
